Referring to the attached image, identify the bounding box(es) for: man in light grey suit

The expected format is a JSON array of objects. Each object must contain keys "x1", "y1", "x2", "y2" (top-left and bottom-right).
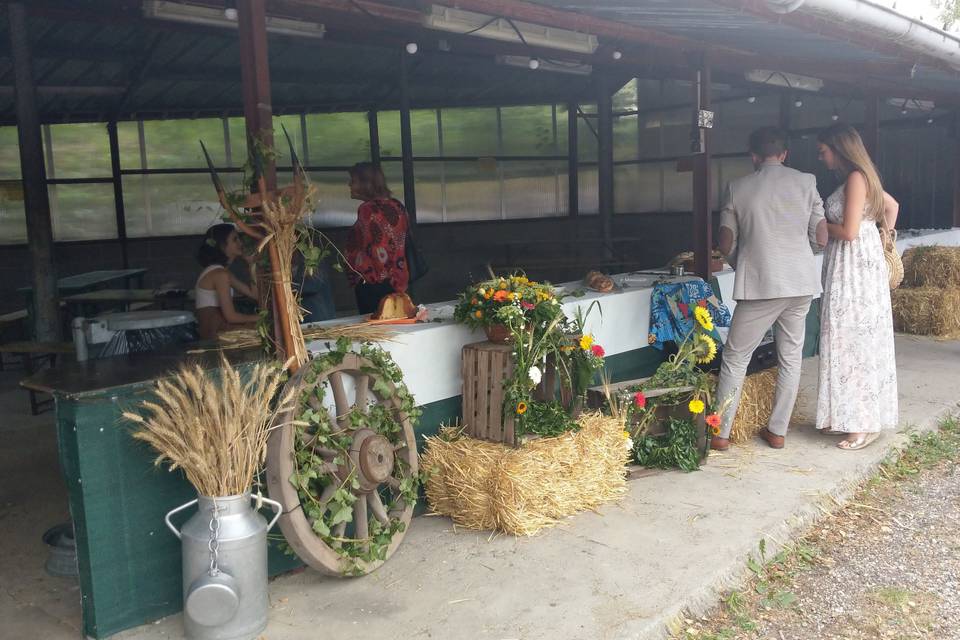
[{"x1": 712, "y1": 127, "x2": 827, "y2": 451}]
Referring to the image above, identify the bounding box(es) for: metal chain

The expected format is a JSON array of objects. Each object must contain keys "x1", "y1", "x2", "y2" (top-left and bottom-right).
[{"x1": 207, "y1": 498, "x2": 222, "y2": 576}]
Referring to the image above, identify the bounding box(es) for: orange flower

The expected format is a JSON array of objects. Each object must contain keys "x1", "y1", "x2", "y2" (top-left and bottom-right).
[
  {"x1": 493, "y1": 290, "x2": 510, "y2": 302},
  {"x1": 705, "y1": 413, "x2": 721, "y2": 429},
  {"x1": 516, "y1": 402, "x2": 528, "y2": 415},
  {"x1": 471, "y1": 297, "x2": 479, "y2": 305},
  {"x1": 474, "y1": 310, "x2": 483, "y2": 319}
]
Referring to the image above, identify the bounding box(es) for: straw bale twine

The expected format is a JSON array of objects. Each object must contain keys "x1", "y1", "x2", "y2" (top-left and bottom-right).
[
  {"x1": 901, "y1": 246, "x2": 960, "y2": 288},
  {"x1": 891, "y1": 287, "x2": 960, "y2": 337},
  {"x1": 420, "y1": 412, "x2": 629, "y2": 536}
]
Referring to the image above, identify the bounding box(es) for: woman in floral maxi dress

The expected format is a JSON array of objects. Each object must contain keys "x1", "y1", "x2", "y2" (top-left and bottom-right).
[{"x1": 816, "y1": 124, "x2": 900, "y2": 450}]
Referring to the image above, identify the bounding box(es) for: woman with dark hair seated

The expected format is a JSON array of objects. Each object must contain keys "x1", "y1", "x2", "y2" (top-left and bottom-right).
[
  {"x1": 195, "y1": 223, "x2": 260, "y2": 340},
  {"x1": 345, "y1": 162, "x2": 411, "y2": 315}
]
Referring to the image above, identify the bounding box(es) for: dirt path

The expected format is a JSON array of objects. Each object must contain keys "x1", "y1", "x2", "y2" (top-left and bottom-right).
[{"x1": 684, "y1": 420, "x2": 960, "y2": 640}]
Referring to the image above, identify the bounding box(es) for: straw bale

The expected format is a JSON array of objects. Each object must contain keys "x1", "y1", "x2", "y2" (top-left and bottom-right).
[
  {"x1": 891, "y1": 286, "x2": 960, "y2": 337},
  {"x1": 902, "y1": 246, "x2": 960, "y2": 288},
  {"x1": 708, "y1": 368, "x2": 799, "y2": 443},
  {"x1": 421, "y1": 412, "x2": 629, "y2": 536}
]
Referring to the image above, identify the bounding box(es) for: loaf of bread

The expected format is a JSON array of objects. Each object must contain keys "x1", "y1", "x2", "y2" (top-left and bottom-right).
[
  {"x1": 372, "y1": 292, "x2": 417, "y2": 320},
  {"x1": 585, "y1": 270, "x2": 614, "y2": 293}
]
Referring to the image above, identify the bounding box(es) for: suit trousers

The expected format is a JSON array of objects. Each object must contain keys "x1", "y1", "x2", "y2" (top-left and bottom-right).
[{"x1": 716, "y1": 296, "x2": 812, "y2": 438}]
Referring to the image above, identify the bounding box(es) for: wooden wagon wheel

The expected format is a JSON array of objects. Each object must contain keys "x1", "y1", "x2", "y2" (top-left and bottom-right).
[{"x1": 266, "y1": 352, "x2": 418, "y2": 576}]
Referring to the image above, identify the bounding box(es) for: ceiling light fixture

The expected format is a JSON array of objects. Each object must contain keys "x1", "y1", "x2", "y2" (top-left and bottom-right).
[
  {"x1": 497, "y1": 55, "x2": 592, "y2": 75},
  {"x1": 143, "y1": 1, "x2": 325, "y2": 38},
  {"x1": 424, "y1": 5, "x2": 598, "y2": 54},
  {"x1": 745, "y1": 69, "x2": 823, "y2": 92},
  {"x1": 612, "y1": 50, "x2": 623, "y2": 60},
  {"x1": 405, "y1": 42, "x2": 419, "y2": 54},
  {"x1": 746, "y1": 96, "x2": 757, "y2": 103}
]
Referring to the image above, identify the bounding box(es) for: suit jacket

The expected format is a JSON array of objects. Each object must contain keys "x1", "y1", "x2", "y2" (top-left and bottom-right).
[{"x1": 720, "y1": 161, "x2": 824, "y2": 301}]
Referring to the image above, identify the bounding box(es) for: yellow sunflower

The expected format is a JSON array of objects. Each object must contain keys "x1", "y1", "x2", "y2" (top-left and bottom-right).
[
  {"x1": 694, "y1": 334, "x2": 718, "y2": 364},
  {"x1": 694, "y1": 306, "x2": 714, "y2": 331},
  {"x1": 579, "y1": 334, "x2": 594, "y2": 350},
  {"x1": 516, "y1": 402, "x2": 528, "y2": 415},
  {"x1": 688, "y1": 398, "x2": 705, "y2": 414}
]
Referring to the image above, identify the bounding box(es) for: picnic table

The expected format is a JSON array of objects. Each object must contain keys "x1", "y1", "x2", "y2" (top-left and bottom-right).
[
  {"x1": 62, "y1": 288, "x2": 194, "y2": 317},
  {"x1": 18, "y1": 268, "x2": 148, "y2": 336}
]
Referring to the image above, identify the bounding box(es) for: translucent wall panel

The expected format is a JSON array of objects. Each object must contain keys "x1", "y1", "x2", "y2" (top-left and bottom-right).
[
  {"x1": 613, "y1": 114, "x2": 639, "y2": 162},
  {"x1": 123, "y1": 174, "x2": 222, "y2": 238},
  {"x1": 663, "y1": 168, "x2": 693, "y2": 212},
  {"x1": 554, "y1": 104, "x2": 570, "y2": 155},
  {"x1": 578, "y1": 165, "x2": 599, "y2": 215},
  {"x1": 47, "y1": 123, "x2": 112, "y2": 178},
  {"x1": 500, "y1": 106, "x2": 557, "y2": 156},
  {"x1": 445, "y1": 160, "x2": 500, "y2": 222},
  {"x1": 0, "y1": 126, "x2": 21, "y2": 179},
  {"x1": 577, "y1": 104, "x2": 598, "y2": 162},
  {"x1": 48, "y1": 184, "x2": 117, "y2": 241},
  {"x1": 441, "y1": 108, "x2": 497, "y2": 157},
  {"x1": 307, "y1": 171, "x2": 361, "y2": 228},
  {"x1": 274, "y1": 114, "x2": 305, "y2": 162},
  {"x1": 143, "y1": 118, "x2": 226, "y2": 169},
  {"x1": 0, "y1": 187, "x2": 26, "y2": 244},
  {"x1": 117, "y1": 121, "x2": 143, "y2": 169},
  {"x1": 715, "y1": 156, "x2": 754, "y2": 210},
  {"x1": 502, "y1": 160, "x2": 563, "y2": 219},
  {"x1": 227, "y1": 117, "x2": 248, "y2": 167},
  {"x1": 712, "y1": 98, "x2": 779, "y2": 156},
  {"x1": 305, "y1": 112, "x2": 370, "y2": 166},
  {"x1": 377, "y1": 110, "x2": 438, "y2": 158},
  {"x1": 614, "y1": 163, "x2": 661, "y2": 214},
  {"x1": 413, "y1": 161, "x2": 443, "y2": 224}
]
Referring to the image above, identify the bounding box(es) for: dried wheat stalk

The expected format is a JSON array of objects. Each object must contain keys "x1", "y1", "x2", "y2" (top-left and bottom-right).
[{"x1": 124, "y1": 355, "x2": 295, "y2": 497}]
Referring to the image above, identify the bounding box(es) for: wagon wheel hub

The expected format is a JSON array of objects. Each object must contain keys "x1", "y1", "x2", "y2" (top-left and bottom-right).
[{"x1": 344, "y1": 429, "x2": 396, "y2": 492}]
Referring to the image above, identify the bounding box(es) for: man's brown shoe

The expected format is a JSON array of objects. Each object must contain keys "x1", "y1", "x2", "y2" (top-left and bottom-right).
[
  {"x1": 760, "y1": 428, "x2": 785, "y2": 449},
  {"x1": 710, "y1": 436, "x2": 730, "y2": 451}
]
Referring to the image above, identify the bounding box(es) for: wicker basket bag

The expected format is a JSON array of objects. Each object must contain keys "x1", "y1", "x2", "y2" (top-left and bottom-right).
[{"x1": 880, "y1": 226, "x2": 904, "y2": 290}]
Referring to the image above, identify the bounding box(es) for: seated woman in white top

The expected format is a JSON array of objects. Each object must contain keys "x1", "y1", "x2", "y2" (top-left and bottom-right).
[{"x1": 195, "y1": 224, "x2": 259, "y2": 340}]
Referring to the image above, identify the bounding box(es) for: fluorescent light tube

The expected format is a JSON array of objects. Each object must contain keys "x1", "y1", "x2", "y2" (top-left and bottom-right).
[
  {"x1": 744, "y1": 69, "x2": 823, "y2": 92},
  {"x1": 143, "y1": 1, "x2": 325, "y2": 39},
  {"x1": 425, "y1": 5, "x2": 598, "y2": 54}
]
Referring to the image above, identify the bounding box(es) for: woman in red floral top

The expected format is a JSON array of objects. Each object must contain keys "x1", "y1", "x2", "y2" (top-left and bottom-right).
[{"x1": 345, "y1": 162, "x2": 410, "y2": 314}]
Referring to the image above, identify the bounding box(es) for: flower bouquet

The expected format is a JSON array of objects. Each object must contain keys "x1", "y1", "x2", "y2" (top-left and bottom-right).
[
  {"x1": 453, "y1": 274, "x2": 562, "y2": 343},
  {"x1": 618, "y1": 304, "x2": 721, "y2": 471}
]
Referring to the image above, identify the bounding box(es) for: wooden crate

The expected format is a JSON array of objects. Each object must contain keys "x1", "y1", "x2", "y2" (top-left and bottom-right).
[{"x1": 462, "y1": 341, "x2": 517, "y2": 446}]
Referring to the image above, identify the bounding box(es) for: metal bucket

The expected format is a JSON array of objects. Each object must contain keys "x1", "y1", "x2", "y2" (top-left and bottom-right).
[{"x1": 165, "y1": 492, "x2": 282, "y2": 640}]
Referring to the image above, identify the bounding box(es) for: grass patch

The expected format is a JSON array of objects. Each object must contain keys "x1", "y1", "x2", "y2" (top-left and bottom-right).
[{"x1": 675, "y1": 414, "x2": 959, "y2": 640}]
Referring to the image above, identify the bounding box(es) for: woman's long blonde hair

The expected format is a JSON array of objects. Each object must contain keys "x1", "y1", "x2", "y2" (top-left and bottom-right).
[{"x1": 817, "y1": 123, "x2": 885, "y2": 224}]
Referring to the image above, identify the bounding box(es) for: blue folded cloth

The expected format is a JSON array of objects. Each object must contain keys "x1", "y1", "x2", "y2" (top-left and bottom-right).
[{"x1": 649, "y1": 280, "x2": 731, "y2": 350}]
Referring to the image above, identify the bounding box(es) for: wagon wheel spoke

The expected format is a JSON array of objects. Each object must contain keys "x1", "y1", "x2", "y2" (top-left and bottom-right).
[
  {"x1": 393, "y1": 441, "x2": 408, "y2": 452},
  {"x1": 353, "y1": 494, "x2": 369, "y2": 547},
  {"x1": 386, "y1": 476, "x2": 401, "y2": 490},
  {"x1": 332, "y1": 521, "x2": 346, "y2": 548},
  {"x1": 369, "y1": 491, "x2": 390, "y2": 525},
  {"x1": 315, "y1": 483, "x2": 336, "y2": 510},
  {"x1": 354, "y1": 374, "x2": 370, "y2": 411},
  {"x1": 329, "y1": 372, "x2": 350, "y2": 428}
]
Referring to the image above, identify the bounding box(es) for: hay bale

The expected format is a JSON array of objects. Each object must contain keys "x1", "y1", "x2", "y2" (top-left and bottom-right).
[
  {"x1": 892, "y1": 287, "x2": 960, "y2": 337},
  {"x1": 421, "y1": 413, "x2": 629, "y2": 536},
  {"x1": 709, "y1": 368, "x2": 800, "y2": 443},
  {"x1": 902, "y1": 246, "x2": 960, "y2": 288}
]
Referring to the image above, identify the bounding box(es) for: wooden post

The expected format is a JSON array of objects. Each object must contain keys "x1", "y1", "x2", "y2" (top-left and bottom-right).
[
  {"x1": 368, "y1": 109, "x2": 381, "y2": 167},
  {"x1": 864, "y1": 95, "x2": 880, "y2": 163},
  {"x1": 567, "y1": 100, "x2": 579, "y2": 217},
  {"x1": 691, "y1": 54, "x2": 713, "y2": 281},
  {"x1": 9, "y1": 2, "x2": 60, "y2": 341},
  {"x1": 597, "y1": 77, "x2": 614, "y2": 260},
  {"x1": 398, "y1": 50, "x2": 417, "y2": 224},
  {"x1": 237, "y1": 0, "x2": 296, "y2": 365},
  {"x1": 107, "y1": 120, "x2": 129, "y2": 269}
]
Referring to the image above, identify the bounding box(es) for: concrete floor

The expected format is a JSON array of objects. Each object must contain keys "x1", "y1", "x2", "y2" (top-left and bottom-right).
[{"x1": 2, "y1": 335, "x2": 958, "y2": 640}]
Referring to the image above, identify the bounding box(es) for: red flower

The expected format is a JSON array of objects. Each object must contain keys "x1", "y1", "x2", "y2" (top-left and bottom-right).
[
  {"x1": 591, "y1": 344, "x2": 605, "y2": 357},
  {"x1": 705, "y1": 413, "x2": 721, "y2": 428},
  {"x1": 698, "y1": 299, "x2": 708, "y2": 308},
  {"x1": 520, "y1": 301, "x2": 535, "y2": 310},
  {"x1": 633, "y1": 391, "x2": 646, "y2": 408}
]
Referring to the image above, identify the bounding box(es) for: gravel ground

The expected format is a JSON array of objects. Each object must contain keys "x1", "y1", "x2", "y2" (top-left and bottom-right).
[{"x1": 690, "y1": 458, "x2": 960, "y2": 640}]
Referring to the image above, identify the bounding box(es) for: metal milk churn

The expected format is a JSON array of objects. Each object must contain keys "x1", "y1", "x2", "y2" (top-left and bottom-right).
[{"x1": 165, "y1": 491, "x2": 282, "y2": 640}]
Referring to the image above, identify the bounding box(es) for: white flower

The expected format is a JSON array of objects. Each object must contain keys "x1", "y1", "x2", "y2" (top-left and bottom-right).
[
  {"x1": 625, "y1": 437, "x2": 634, "y2": 451},
  {"x1": 528, "y1": 366, "x2": 542, "y2": 385}
]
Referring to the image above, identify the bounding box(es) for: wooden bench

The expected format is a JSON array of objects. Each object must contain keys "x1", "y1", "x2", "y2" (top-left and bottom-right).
[{"x1": 0, "y1": 341, "x2": 74, "y2": 415}]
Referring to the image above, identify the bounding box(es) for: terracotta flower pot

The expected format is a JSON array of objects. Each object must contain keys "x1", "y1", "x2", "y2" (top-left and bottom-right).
[{"x1": 484, "y1": 324, "x2": 512, "y2": 344}]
